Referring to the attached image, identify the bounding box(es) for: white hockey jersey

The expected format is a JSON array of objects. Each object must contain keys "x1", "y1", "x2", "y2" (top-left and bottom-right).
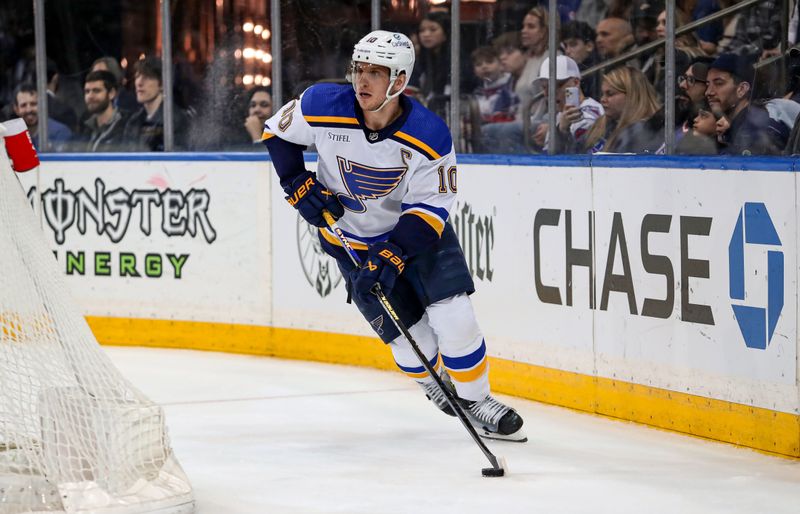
[{"x1": 262, "y1": 83, "x2": 457, "y2": 254}]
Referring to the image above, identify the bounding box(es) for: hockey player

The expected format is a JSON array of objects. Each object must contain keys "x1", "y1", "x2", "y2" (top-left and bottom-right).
[{"x1": 262, "y1": 30, "x2": 525, "y2": 442}]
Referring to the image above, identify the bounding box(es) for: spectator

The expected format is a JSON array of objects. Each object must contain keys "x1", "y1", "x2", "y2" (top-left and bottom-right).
[
  {"x1": 81, "y1": 70, "x2": 128, "y2": 152},
  {"x1": 479, "y1": 32, "x2": 528, "y2": 153},
  {"x1": 470, "y1": 46, "x2": 517, "y2": 124},
  {"x1": 679, "y1": 60, "x2": 712, "y2": 105},
  {"x1": 719, "y1": 1, "x2": 781, "y2": 60},
  {"x1": 518, "y1": 6, "x2": 553, "y2": 111},
  {"x1": 243, "y1": 86, "x2": 274, "y2": 144},
  {"x1": 409, "y1": 12, "x2": 452, "y2": 118},
  {"x1": 595, "y1": 17, "x2": 636, "y2": 64},
  {"x1": 533, "y1": 55, "x2": 604, "y2": 153},
  {"x1": 676, "y1": 97, "x2": 720, "y2": 154},
  {"x1": 91, "y1": 56, "x2": 138, "y2": 113},
  {"x1": 675, "y1": 59, "x2": 713, "y2": 134},
  {"x1": 678, "y1": 0, "x2": 723, "y2": 55},
  {"x1": 583, "y1": 66, "x2": 662, "y2": 153},
  {"x1": 45, "y1": 59, "x2": 79, "y2": 132},
  {"x1": 706, "y1": 53, "x2": 786, "y2": 155},
  {"x1": 12, "y1": 83, "x2": 72, "y2": 151},
  {"x1": 632, "y1": 0, "x2": 663, "y2": 47},
  {"x1": 561, "y1": 21, "x2": 601, "y2": 99},
  {"x1": 649, "y1": 9, "x2": 706, "y2": 92},
  {"x1": 479, "y1": 7, "x2": 556, "y2": 154},
  {"x1": 123, "y1": 56, "x2": 188, "y2": 151}
]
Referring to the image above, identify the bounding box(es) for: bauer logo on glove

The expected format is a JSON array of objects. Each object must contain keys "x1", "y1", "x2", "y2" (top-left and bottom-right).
[
  {"x1": 283, "y1": 170, "x2": 344, "y2": 227},
  {"x1": 286, "y1": 176, "x2": 315, "y2": 206},
  {"x1": 352, "y1": 241, "x2": 406, "y2": 303}
]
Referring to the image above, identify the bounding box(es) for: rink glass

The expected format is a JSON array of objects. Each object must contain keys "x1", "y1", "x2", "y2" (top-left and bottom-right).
[{"x1": 5, "y1": 0, "x2": 795, "y2": 156}]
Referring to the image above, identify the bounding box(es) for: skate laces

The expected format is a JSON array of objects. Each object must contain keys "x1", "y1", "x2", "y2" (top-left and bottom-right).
[
  {"x1": 467, "y1": 396, "x2": 510, "y2": 426},
  {"x1": 422, "y1": 380, "x2": 450, "y2": 409}
]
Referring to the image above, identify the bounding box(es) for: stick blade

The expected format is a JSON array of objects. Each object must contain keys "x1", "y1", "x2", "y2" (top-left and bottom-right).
[{"x1": 481, "y1": 456, "x2": 507, "y2": 477}]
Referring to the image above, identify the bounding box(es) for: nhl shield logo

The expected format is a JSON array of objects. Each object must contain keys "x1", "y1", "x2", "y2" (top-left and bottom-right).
[{"x1": 368, "y1": 132, "x2": 379, "y2": 141}]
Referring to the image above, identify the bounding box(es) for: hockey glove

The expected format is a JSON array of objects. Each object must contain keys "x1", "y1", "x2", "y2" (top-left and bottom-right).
[
  {"x1": 285, "y1": 171, "x2": 344, "y2": 227},
  {"x1": 352, "y1": 241, "x2": 406, "y2": 303}
]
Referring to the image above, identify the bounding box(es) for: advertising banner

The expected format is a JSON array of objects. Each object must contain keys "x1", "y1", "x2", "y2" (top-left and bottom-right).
[{"x1": 18, "y1": 159, "x2": 272, "y2": 325}]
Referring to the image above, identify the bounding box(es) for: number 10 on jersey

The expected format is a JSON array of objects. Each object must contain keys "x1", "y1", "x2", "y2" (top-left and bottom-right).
[{"x1": 438, "y1": 166, "x2": 457, "y2": 193}]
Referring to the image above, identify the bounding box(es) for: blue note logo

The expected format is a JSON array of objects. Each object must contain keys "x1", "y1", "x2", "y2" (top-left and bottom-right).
[
  {"x1": 728, "y1": 203, "x2": 784, "y2": 349},
  {"x1": 335, "y1": 149, "x2": 411, "y2": 213}
]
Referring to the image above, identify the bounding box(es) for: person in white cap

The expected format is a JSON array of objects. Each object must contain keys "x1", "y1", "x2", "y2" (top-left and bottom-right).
[
  {"x1": 261, "y1": 30, "x2": 526, "y2": 442},
  {"x1": 532, "y1": 55, "x2": 603, "y2": 153}
]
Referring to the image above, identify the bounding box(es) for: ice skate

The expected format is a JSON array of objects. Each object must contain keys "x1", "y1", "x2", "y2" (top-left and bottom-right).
[
  {"x1": 461, "y1": 395, "x2": 527, "y2": 442},
  {"x1": 419, "y1": 369, "x2": 457, "y2": 417}
]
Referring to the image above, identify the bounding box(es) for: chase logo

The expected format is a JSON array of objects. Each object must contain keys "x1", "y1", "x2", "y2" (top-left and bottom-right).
[{"x1": 728, "y1": 203, "x2": 784, "y2": 350}]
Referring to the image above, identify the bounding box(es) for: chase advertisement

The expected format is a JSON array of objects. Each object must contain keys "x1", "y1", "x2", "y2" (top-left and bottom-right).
[{"x1": 460, "y1": 165, "x2": 798, "y2": 413}]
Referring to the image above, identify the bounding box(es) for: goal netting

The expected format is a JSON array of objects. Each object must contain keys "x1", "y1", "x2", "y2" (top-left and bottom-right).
[{"x1": 0, "y1": 124, "x2": 195, "y2": 514}]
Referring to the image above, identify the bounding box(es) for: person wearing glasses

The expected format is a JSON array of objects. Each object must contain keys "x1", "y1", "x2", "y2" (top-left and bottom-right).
[{"x1": 678, "y1": 60, "x2": 712, "y2": 106}]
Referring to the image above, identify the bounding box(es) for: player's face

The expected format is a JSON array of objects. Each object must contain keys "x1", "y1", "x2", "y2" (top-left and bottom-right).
[
  {"x1": 84, "y1": 80, "x2": 113, "y2": 115},
  {"x1": 600, "y1": 80, "x2": 626, "y2": 120},
  {"x1": 134, "y1": 73, "x2": 162, "y2": 105},
  {"x1": 418, "y1": 19, "x2": 446, "y2": 49},
  {"x1": 353, "y1": 62, "x2": 392, "y2": 110},
  {"x1": 563, "y1": 38, "x2": 593, "y2": 64},
  {"x1": 692, "y1": 109, "x2": 717, "y2": 137},
  {"x1": 249, "y1": 91, "x2": 273, "y2": 122},
  {"x1": 13, "y1": 92, "x2": 38, "y2": 128}
]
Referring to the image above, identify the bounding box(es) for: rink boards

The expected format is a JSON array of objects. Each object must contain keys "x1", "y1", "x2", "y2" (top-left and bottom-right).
[{"x1": 18, "y1": 153, "x2": 800, "y2": 457}]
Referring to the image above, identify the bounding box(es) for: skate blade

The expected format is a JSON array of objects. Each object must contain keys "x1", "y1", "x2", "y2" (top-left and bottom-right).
[{"x1": 477, "y1": 427, "x2": 528, "y2": 443}]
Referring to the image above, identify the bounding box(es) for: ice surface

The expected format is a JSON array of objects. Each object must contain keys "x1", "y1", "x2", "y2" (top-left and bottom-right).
[{"x1": 106, "y1": 346, "x2": 800, "y2": 514}]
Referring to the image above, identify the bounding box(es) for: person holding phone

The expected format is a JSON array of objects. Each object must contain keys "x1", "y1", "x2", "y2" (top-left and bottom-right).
[{"x1": 533, "y1": 55, "x2": 603, "y2": 153}]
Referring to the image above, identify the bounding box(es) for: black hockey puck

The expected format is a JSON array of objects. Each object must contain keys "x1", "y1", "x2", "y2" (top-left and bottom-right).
[{"x1": 481, "y1": 466, "x2": 505, "y2": 477}]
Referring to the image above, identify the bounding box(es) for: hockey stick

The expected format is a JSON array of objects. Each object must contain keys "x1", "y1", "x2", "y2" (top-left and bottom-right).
[{"x1": 321, "y1": 211, "x2": 506, "y2": 477}]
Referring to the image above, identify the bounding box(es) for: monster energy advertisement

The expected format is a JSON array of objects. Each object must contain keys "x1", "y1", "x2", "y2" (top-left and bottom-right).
[{"x1": 18, "y1": 160, "x2": 272, "y2": 324}]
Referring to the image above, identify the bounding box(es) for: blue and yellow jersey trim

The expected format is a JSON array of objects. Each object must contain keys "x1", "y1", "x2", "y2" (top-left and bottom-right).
[
  {"x1": 396, "y1": 355, "x2": 441, "y2": 379},
  {"x1": 261, "y1": 131, "x2": 275, "y2": 141},
  {"x1": 304, "y1": 115, "x2": 360, "y2": 129},
  {"x1": 319, "y1": 226, "x2": 392, "y2": 251},
  {"x1": 442, "y1": 340, "x2": 488, "y2": 383},
  {"x1": 300, "y1": 83, "x2": 359, "y2": 130},
  {"x1": 401, "y1": 202, "x2": 449, "y2": 237},
  {"x1": 392, "y1": 96, "x2": 453, "y2": 161},
  {"x1": 390, "y1": 131, "x2": 442, "y2": 161}
]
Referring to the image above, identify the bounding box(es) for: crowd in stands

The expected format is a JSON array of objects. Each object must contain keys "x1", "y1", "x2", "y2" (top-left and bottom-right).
[
  {"x1": 0, "y1": 54, "x2": 273, "y2": 153},
  {"x1": 3, "y1": 0, "x2": 800, "y2": 156}
]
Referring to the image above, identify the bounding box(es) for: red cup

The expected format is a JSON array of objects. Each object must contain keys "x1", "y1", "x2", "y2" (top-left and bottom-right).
[{"x1": 3, "y1": 118, "x2": 39, "y2": 173}]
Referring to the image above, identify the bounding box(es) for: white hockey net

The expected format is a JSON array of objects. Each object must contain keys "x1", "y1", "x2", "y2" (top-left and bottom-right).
[{"x1": 0, "y1": 129, "x2": 194, "y2": 513}]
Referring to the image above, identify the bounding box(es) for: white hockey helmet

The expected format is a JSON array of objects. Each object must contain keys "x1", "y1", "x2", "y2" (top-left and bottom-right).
[{"x1": 348, "y1": 30, "x2": 415, "y2": 110}]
